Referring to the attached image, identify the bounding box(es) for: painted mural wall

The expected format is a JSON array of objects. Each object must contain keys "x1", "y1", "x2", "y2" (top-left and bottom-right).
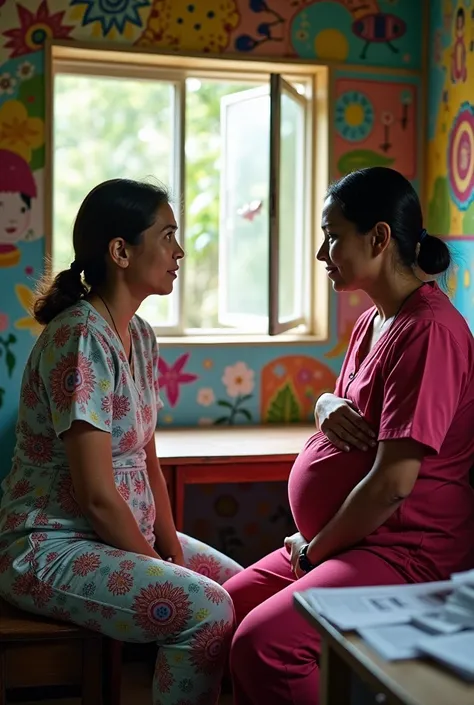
[
  {"x1": 0, "y1": 0, "x2": 422, "y2": 565},
  {"x1": 426, "y1": 0, "x2": 474, "y2": 330}
]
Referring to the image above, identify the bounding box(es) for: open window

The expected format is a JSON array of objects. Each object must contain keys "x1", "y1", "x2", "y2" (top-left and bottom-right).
[
  {"x1": 218, "y1": 84, "x2": 270, "y2": 332},
  {"x1": 269, "y1": 74, "x2": 308, "y2": 335},
  {"x1": 50, "y1": 45, "x2": 324, "y2": 340},
  {"x1": 218, "y1": 75, "x2": 310, "y2": 335}
]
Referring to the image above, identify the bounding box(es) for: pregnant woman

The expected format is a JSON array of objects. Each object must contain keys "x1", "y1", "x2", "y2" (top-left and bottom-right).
[{"x1": 224, "y1": 167, "x2": 474, "y2": 705}]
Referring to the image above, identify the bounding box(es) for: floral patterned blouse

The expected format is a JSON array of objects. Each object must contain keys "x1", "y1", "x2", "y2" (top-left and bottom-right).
[{"x1": 0, "y1": 300, "x2": 163, "y2": 545}]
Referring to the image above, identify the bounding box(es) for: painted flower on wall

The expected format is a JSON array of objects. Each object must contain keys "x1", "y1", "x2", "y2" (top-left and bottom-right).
[
  {"x1": 222, "y1": 361, "x2": 254, "y2": 398},
  {"x1": 197, "y1": 388, "x2": 215, "y2": 407},
  {"x1": 70, "y1": 0, "x2": 151, "y2": 37},
  {"x1": 0, "y1": 73, "x2": 17, "y2": 96},
  {"x1": 214, "y1": 361, "x2": 255, "y2": 425},
  {"x1": 335, "y1": 91, "x2": 374, "y2": 142},
  {"x1": 16, "y1": 62, "x2": 35, "y2": 82},
  {"x1": 0, "y1": 100, "x2": 44, "y2": 163},
  {"x1": 3, "y1": 0, "x2": 74, "y2": 58},
  {"x1": 158, "y1": 352, "x2": 198, "y2": 407}
]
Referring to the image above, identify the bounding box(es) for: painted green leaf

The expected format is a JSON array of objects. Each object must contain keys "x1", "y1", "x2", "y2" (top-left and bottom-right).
[
  {"x1": 217, "y1": 400, "x2": 233, "y2": 409},
  {"x1": 428, "y1": 176, "x2": 451, "y2": 235},
  {"x1": 266, "y1": 384, "x2": 300, "y2": 423},
  {"x1": 239, "y1": 394, "x2": 253, "y2": 403},
  {"x1": 338, "y1": 150, "x2": 394, "y2": 176},
  {"x1": 6, "y1": 350, "x2": 15, "y2": 377},
  {"x1": 235, "y1": 408, "x2": 252, "y2": 421}
]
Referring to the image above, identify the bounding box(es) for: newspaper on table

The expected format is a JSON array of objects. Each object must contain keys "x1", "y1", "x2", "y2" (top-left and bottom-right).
[{"x1": 295, "y1": 569, "x2": 474, "y2": 680}]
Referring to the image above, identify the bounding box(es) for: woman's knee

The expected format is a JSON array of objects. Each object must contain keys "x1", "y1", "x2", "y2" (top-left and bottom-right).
[
  {"x1": 230, "y1": 590, "x2": 318, "y2": 675},
  {"x1": 188, "y1": 575, "x2": 235, "y2": 630},
  {"x1": 225, "y1": 564, "x2": 285, "y2": 629}
]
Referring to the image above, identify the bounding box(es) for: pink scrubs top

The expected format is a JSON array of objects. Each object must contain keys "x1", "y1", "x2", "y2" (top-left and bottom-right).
[{"x1": 289, "y1": 282, "x2": 474, "y2": 583}]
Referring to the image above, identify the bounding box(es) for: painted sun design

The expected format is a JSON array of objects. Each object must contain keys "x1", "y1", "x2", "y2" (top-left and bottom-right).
[
  {"x1": 335, "y1": 91, "x2": 374, "y2": 142},
  {"x1": 71, "y1": 0, "x2": 150, "y2": 36}
]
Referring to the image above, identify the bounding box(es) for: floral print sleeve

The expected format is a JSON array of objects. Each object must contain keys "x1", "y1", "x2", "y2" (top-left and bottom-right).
[{"x1": 39, "y1": 317, "x2": 116, "y2": 438}]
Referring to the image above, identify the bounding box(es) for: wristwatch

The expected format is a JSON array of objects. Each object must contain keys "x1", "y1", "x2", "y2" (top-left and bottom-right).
[{"x1": 298, "y1": 544, "x2": 316, "y2": 573}]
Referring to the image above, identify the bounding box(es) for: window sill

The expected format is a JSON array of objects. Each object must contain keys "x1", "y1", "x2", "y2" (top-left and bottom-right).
[{"x1": 157, "y1": 333, "x2": 326, "y2": 346}]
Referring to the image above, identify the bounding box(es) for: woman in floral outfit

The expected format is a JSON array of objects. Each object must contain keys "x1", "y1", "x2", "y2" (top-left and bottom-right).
[{"x1": 0, "y1": 179, "x2": 242, "y2": 705}]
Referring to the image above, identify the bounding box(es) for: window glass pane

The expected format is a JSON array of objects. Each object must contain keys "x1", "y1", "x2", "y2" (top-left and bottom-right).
[
  {"x1": 218, "y1": 87, "x2": 270, "y2": 331},
  {"x1": 53, "y1": 73, "x2": 176, "y2": 327},
  {"x1": 184, "y1": 79, "x2": 264, "y2": 330},
  {"x1": 278, "y1": 89, "x2": 306, "y2": 322}
]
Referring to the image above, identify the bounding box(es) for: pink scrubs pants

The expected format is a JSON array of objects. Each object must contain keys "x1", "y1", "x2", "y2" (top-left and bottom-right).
[{"x1": 224, "y1": 546, "x2": 406, "y2": 705}]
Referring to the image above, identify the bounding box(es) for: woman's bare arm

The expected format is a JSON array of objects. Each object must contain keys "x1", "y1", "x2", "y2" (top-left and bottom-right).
[
  {"x1": 63, "y1": 421, "x2": 160, "y2": 559},
  {"x1": 144, "y1": 433, "x2": 182, "y2": 562}
]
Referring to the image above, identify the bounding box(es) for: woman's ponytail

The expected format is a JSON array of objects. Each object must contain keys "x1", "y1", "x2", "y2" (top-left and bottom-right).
[{"x1": 33, "y1": 262, "x2": 87, "y2": 325}]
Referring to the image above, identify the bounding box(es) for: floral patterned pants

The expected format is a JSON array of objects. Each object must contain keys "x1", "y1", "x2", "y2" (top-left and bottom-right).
[{"x1": 0, "y1": 531, "x2": 243, "y2": 705}]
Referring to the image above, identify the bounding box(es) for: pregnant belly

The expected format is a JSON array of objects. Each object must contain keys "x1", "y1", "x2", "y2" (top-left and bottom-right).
[{"x1": 288, "y1": 431, "x2": 376, "y2": 541}]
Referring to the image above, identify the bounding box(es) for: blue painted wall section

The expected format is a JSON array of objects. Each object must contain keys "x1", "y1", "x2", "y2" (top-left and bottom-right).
[{"x1": 426, "y1": 0, "x2": 474, "y2": 330}]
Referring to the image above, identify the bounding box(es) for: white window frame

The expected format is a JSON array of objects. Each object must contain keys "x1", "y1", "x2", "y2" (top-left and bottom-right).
[
  {"x1": 269, "y1": 73, "x2": 310, "y2": 335},
  {"x1": 45, "y1": 41, "x2": 330, "y2": 343}
]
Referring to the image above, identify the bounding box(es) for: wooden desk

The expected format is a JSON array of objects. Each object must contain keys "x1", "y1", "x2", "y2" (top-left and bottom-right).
[
  {"x1": 294, "y1": 592, "x2": 474, "y2": 705},
  {"x1": 155, "y1": 424, "x2": 313, "y2": 531}
]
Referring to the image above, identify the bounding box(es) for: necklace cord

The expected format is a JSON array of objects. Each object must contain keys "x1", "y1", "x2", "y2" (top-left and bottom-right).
[{"x1": 96, "y1": 293, "x2": 132, "y2": 366}]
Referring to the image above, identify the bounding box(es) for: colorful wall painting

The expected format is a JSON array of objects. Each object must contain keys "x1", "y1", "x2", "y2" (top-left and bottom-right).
[
  {"x1": 184, "y1": 481, "x2": 297, "y2": 567},
  {"x1": 0, "y1": 0, "x2": 424, "y2": 564},
  {"x1": 0, "y1": 1, "x2": 420, "y2": 68},
  {"x1": 331, "y1": 69, "x2": 420, "y2": 343},
  {"x1": 443, "y1": 236, "x2": 474, "y2": 330},
  {"x1": 289, "y1": 0, "x2": 422, "y2": 69},
  {"x1": 425, "y1": 0, "x2": 474, "y2": 329},
  {"x1": 260, "y1": 355, "x2": 337, "y2": 423},
  {"x1": 333, "y1": 74, "x2": 418, "y2": 179},
  {"x1": 427, "y1": 0, "x2": 474, "y2": 237}
]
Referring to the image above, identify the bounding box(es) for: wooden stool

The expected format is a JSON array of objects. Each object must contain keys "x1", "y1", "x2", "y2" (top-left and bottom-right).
[{"x1": 0, "y1": 599, "x2": 122, "y2": 705}]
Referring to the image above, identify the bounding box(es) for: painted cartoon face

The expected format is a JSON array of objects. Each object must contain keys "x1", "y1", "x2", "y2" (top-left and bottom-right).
[
  {"x1": 456, "y1": 8, "x2": 465, "y2": 35},
  {"x1": 0, "y1": 192, "x2": 31, "y2": 244}
]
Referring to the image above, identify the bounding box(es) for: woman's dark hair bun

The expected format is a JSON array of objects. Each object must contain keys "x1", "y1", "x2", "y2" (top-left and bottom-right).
[{"x1": 417, "y1": 232, "x2": 451, "y2": 275}]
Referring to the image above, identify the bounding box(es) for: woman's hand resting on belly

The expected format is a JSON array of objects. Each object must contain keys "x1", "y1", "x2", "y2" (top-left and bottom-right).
[
  {"x1": 315, "y1": 393, "x2": 377, "y2": 453},
  {"x1": 284, "y1": 531, "x2": 308, "y2": 578}
]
